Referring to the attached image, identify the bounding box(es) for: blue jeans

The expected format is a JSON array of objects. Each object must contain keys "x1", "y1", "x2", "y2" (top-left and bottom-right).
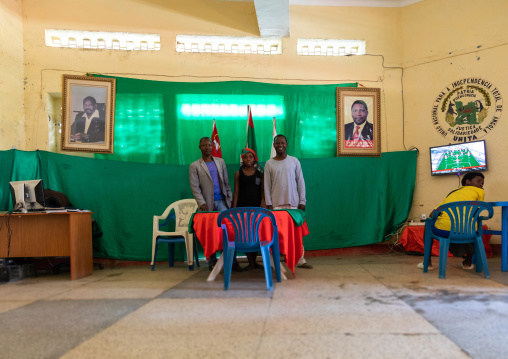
[{"x1": 213, "y1": 199, "x2": 228, "y2": 212}]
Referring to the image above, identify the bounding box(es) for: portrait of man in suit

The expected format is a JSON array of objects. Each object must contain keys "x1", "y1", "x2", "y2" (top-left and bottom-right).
[
  {"x1": 70, "y1": 96, "x2": 105, "y2": 143},
  {"x1": 344, "y1": 99, "x2": 374, "y2": 148}
]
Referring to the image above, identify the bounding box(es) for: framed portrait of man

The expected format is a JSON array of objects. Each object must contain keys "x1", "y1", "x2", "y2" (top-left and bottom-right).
[
  {"x1": 336, "y1": 87, "x2": 381, "y2": 157},
  {"x1": 61, "y1": 75, "x2": 116, "y2": 153}
]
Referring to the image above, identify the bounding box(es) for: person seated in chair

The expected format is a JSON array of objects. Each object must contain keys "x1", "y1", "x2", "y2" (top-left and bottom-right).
[{"x1": 418, "y1": 171, "x2": 485, "y2": 271}]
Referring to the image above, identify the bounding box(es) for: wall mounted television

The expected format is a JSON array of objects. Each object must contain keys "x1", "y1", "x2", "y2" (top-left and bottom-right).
[{"x1": 430, "y1": 140, "x2": 487, "y2": 176}]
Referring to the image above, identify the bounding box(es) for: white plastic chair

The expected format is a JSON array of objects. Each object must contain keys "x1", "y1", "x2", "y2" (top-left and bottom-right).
[{"x1": 151, "y1": 199, "x2": 199, "y2": 271}]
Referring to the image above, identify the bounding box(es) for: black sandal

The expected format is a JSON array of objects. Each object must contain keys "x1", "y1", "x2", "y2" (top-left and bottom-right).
[
  {"x1": 244, "y1": 263, "x2": 263, "y2": 271},
  {"x1": 297, "y1": 263, "x2": 313, "y2": 269}
]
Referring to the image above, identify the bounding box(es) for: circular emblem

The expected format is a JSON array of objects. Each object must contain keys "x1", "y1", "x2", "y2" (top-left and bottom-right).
[{"x1": 432, "y1": 77, "x2": 503, "y2": 142}]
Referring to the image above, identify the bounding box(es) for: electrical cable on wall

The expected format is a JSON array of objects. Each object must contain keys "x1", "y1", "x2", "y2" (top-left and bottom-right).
[
  {"x1": 407, "y1": 146, "x2": 419, "y2": 156},
  {"x1": 362, "y1": 54, "x2": 410, "y2": 151}
]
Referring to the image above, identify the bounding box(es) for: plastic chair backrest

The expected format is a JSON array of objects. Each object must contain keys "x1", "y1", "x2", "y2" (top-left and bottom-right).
[
  {"x1": 433, "y1": 201, "x2": 493, "y2": 242},
  {"x1": 159, "y1": 199, "x2": 197, "y2": 232},
  {"x1": 217, "y1": 207, "x2": 278, "y2": 251}
]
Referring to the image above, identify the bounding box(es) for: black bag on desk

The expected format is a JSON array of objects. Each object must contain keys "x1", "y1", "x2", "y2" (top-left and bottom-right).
[{"x1": 43, "y1": 189, "x2": 73, "y2": 208}]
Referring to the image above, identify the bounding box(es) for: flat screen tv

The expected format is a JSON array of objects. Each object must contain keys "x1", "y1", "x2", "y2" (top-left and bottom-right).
[
  {"x1": 430, "y1": 140, "x2": 487, "y2": 176},
  {"x1": 9, "y1": 179, "x2": 45, "y2": 211}
]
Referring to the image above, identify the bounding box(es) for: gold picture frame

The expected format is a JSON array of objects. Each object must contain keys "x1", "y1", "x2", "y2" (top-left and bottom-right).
[
  {"x1": 336, "y1": 87, "x2": 381, "y2": 157},
  {"x1": 61, "y1": 75, "x2": 116, "y2": 153}
]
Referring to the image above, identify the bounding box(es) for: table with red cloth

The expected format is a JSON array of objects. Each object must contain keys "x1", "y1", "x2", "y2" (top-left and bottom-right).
[
  {"x1": 399, "y1": 224, "x2": 492, "y2": 258},
  {"x1": 190, "y1": 210, "x2": 309, "y2": 276}
]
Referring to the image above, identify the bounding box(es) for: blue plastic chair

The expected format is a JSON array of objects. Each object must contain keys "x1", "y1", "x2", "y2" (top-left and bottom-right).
[
  {"x1": 151, "y1": 199, "x2": 200, "y2": 271},
  {"x1": 423, "y1": 201, "x2": 493, "y2": 279},
  {"x1": 217, "y1": 207, "x2": 281, "y2": 290}
]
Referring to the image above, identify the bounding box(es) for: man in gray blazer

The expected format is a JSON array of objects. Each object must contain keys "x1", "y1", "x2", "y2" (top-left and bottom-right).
[
  {"x1": 189, "y1": 137, "x2": 232, "y2": 211},
  {"x1": 189, "y1": 137, "x2": 238, "y2": 270}
]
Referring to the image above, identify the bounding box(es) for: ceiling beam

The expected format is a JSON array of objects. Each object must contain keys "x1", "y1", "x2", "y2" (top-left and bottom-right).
[{"x1": 254, "y1": 0, "x2": 290, "y2": 38}]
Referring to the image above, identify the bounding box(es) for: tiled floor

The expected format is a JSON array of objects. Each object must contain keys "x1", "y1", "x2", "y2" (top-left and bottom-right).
[{"x1": 1, "y1": 252, "x2": 507, "y2": 359}]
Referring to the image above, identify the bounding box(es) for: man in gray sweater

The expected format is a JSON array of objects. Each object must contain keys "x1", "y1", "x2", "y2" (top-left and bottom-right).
[{"x1": 264, "y1": 134, "x2": 312, "y2": 269}]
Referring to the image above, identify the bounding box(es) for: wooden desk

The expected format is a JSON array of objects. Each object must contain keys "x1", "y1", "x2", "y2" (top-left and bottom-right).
[{"x1": 0, "y1": 212, "x2": 93, "y2": 280}]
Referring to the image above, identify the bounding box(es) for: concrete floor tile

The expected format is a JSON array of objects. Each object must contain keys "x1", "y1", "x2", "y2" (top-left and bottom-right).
[
  {"x1": 0, "y1": 279, "x2": 89, "y2": 301},
  {"x1": 401, "y1": 292, "x2": 508, "y2": 359},
  {"x1": 1, "y1": 254, "x2": 507, "y2": 358},
  {"x1": 61, "y1": 332, "x2": 261, "y2": 359},
  {"x1": 49, "y1": 287, "x2": 166, "y2": 300},
  {"x1": 0, "y1": 300, "x2": 34, "y2": 314},
  {"x1": 257, "y1": 333, "x2": 469, "y2": 359},
  {"x1": 0, "y1": 299, "x2": 149, "y2": 359},
  {"x1": 265, "y1": 296, "x2": 438, "y2": 335},
  {"x1": 106, "y1": 298, "x2": 271, "y2": 336}
]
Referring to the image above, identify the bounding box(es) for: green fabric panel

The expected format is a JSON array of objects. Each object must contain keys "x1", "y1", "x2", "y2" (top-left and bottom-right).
[
  {"x1": 301, "y1": 151, "x2": 417, "y2": 249},
  {"x1": 0, "y1": 150, "x2": 15, "y2": 210},
  {"x1": 11, "y1": 150, "x2": 42, "y2": 181},
  {"x1": 93, "y1": 76, "x2": 357, "y2": 165},
  {"x1": 37, "y1": 151, "x2": 193, "y2": 261},
  {"x1": 1, "y1": 150, "x2": 416, "y2": 260}
]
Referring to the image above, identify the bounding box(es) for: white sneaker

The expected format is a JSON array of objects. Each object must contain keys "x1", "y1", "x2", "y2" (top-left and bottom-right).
[
  {"x1": 417, "y1": 262, "x2": 434, "y2": 270},
  {"x1": 462, "y1": 263, "x2": 475, "y2": 270}
]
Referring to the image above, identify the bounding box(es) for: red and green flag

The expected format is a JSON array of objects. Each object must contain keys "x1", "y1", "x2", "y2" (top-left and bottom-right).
[
  {"x1": 246, "y1": 105, "x2": 257, "y2": 154},
  {"x1": 211, "y1": 119, "x2": 222, "y2": 158}
]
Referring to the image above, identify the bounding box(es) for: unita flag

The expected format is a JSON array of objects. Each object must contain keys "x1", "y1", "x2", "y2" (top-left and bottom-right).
[
  {"x1": 211, "y1": 119, "x2": 222, "y2": 158},
  {"x1": 246, "y1": 105, "x2": 257, "y2": 154}
]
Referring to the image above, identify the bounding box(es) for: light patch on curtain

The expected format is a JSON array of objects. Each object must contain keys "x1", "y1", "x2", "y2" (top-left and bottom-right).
[
  {"x1": 300, "y1": 115, "x2": 337, "y2": 158},
  {"x1": 176, "y1": 94, "x2": 285, "y2": 120},
  {"x1": 114, "y1": 93, "x2": 165, "y2": 161}
]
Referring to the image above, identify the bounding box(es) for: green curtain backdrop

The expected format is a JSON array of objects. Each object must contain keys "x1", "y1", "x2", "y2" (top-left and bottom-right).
[
  {"x1": 93, "y1": 76, "x2": 357, "y2": 165},
  {"x1": 1, "y1": 150, "x2": 417, "y2": 261}
]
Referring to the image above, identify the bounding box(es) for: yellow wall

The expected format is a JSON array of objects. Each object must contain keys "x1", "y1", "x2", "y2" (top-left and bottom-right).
[
  {"x1": 4, "y1": 0, "x2": 506, "y2": 241},
  {"x1": 402, "y1": 0, "x2": 508, "y2": 237},
  {"x1": 18, "y1": 0, "x2": 403, "y2": 155},
  {"x1": 0, "y1": 0, "x2": 24, "y2": 150}
]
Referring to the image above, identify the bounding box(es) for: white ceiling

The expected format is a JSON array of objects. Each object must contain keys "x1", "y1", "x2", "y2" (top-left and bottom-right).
[{"x1": 221, "y1": 0, "x2": 424, "y2": 37}]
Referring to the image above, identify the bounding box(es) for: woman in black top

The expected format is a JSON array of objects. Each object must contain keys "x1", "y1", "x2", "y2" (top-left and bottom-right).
[{"x1": 232, "y1": 148, "x2": 265, "y2": 270}]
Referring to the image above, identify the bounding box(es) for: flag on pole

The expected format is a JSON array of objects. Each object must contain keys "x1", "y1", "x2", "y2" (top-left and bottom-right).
[
  {"x1": 246, "y1": 105, "x2": 257, "y2": 154},
  {"x1": 211, "y1": 119, "x2": 222, "y2": 158},
  {"x1": 243, "y1": 106, "x2": 264, "y2": 173},
  {"x1": 270, "y1": 117, "x2": 277, "y2": 159}
]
